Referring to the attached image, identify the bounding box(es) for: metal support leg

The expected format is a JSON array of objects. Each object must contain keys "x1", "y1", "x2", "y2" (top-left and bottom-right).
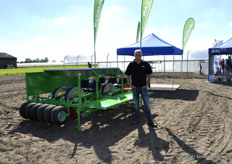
[{"x1": 77, "y1": 108, "x2": 81, "y2": 131}]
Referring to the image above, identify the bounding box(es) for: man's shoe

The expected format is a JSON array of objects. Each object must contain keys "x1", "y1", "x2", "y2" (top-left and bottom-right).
[
  {"x1": 147, "y1": 120, "x2": 157, "y2": 128},
  {"x1": 131, "y1": 118, "x2": 140, "y2": 125}
]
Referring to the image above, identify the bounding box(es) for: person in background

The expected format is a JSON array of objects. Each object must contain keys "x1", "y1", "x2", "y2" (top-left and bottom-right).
[
  {"x1": 199, "y1": 63, "x2": 202, "y2": 74},
  {"x1": 215, "y1": 60, "x2": 220, "y2": 76},
  {"x1": 125, "y1": 49, "x2": 157, "y2": 128},
  {"x1": 226, "y1": 56, "x2": 232, "y2": 82},
  {"x1": 220, "y1": 58, "x2": 225, "y2": 73},
  {"x1": 88, "y1": 62, "x2": 92, "y2": 68}
]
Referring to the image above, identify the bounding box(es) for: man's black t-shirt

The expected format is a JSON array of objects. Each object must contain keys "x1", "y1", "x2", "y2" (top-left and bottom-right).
[{"x1": 125, "y1": 60, "x2": 152, "y2": 87}]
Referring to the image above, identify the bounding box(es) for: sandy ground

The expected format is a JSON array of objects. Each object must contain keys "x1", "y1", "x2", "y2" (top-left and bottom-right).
[{"x1": 0, "y1": 73, "x2": 232, "y2": 164}]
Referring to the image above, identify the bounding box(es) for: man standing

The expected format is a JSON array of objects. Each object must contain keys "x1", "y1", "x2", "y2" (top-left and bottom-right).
[
  {"x1": 220, "y1": 58, "x2": 225, "y2": 73},
  {"x1": 88, "y1": 62, "x2": 92, "y2": 68},
  {"x1": 125, "y1": 49, "x2": 157, "y2": 128},
  {"x1": 226, "y1": 56, "x2": 232, "y2": 82}
]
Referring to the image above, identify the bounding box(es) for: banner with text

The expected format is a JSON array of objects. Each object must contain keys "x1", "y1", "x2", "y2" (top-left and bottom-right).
[
  {"x1": 94, "y1": 0, "x2": 105, "y2": 48},
  {"x1": 141, "y1": 0, "x2": 154, "y2": 40},
  {"x1": 182, "y1": 18, "x2": 195, "y2": 51}
]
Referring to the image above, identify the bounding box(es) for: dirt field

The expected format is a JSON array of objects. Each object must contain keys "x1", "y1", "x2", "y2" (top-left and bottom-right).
[{"x1": 1, "y1": 73, "x2": 232, "y2": 164}]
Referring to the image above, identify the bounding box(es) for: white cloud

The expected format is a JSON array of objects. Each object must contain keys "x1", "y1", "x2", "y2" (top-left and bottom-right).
[
  {"x1": 182, "y1": 35, "x2": 214, "y2": 60},
  {"x1": 101, "y1": 4, "x2": 134, "y2": 29},
  {"x1": 229, "y1": 22, "x2": 232, "y2": 26},
  {"x1": 188, "y1": 49, "x2": 208, "y2": 60},
  {"x1": 186, "y1": 35, "x2": 213, "y2": 50},
  {"x1": 196, "y1": 23, "x2": 207, "y2": 28},
  {"x1": 53, "y1": 17, "x2": 69, "y2": 24}
]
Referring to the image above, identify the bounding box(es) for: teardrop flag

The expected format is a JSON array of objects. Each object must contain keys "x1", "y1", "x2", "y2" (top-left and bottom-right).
[
  {"x1": 94, "y1": 0, "x2": 105, "y2": 48},
  {"x1": 141, "y1": 0, "x2": 154, "y2": 40},
  {"x1": 182, "y1": 18, "x2": 195, "y2": 51},
  {"x1": 93, "y1": 0, "x2": 105, "y2": 67}
]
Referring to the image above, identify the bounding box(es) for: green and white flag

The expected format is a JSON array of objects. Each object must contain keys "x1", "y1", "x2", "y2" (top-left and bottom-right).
[
  {"x1": 94, "y1": 0, "x2": 105, "y2": 48},
  {"x1": 136, "y1": 21, "x2": 140, "y2": 42},
  {"x1": 141, "y1": 0, "x2": 154, "y2": 40},
  {"x1": 182, "y1": 18, "x2": 195, "y2": 51}
]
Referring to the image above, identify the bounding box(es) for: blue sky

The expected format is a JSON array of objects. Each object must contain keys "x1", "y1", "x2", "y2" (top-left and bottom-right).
[{"x1": 0, "y1": 0, "x2": 232, "y2": 62}]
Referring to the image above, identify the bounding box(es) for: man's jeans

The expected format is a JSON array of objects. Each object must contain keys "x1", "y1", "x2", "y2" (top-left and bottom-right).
[
  {"x1": 226, "y1": 69, "x2": 231, "y2": 81},
  {"x1": 132, "y1": 87, "x2": 152, "y2": 121}
]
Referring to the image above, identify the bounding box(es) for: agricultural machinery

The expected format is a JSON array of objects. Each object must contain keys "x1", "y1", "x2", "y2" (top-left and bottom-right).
[{"x1": 19, "y1": 67, "x2": 134, "y2": 131}]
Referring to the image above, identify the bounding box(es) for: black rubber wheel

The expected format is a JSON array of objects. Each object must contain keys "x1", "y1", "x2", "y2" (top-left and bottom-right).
[
  {"x1": 43, "y1": 105, "x2": 56, "y2": 123},
  {"x1": 37, "y1": 104, "x2": 49, "y2": 122},
  {"x1": 30, "y1": 103, "x2": 42, "y2": 120},
  {"x1": 19, "y1": 102, "x2": 30, "y2": 119},
  {"x1": 25, "y1": 103, "x2": 36, "y2": 119},
  {"x1": 50, "y1": 106, "x2": 67, "y2": 125}
]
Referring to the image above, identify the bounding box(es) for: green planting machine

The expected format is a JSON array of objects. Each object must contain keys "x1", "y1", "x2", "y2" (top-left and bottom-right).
[{"x1": 19, "y1": 67, "x2": 133, "y2": 131}]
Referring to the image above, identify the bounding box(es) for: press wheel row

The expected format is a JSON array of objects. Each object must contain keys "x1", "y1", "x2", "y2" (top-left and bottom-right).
[{"x1": 19, "y1": 102, "x2": 67, "y2": 125}]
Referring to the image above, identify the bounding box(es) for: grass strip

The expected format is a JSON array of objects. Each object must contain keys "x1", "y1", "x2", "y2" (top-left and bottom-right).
[{"x1": 0, "y1": 65, "x2": 89, "y2": 76}]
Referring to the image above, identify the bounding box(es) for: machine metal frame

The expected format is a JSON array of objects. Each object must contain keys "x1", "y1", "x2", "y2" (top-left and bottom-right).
[{"x1": 23, "y1": 67, "x2": 133, "y2": 131}]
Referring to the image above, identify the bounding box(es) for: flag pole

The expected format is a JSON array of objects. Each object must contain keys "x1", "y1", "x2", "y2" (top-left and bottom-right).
[
  {"x1": 94, "y1": 48, "x2": 96, "y2": 68},
  {"x1": 140, "y1": 4, "x2": 142, "y2": 49}
]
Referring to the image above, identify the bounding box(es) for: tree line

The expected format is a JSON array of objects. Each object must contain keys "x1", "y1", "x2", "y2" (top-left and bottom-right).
[{"x1": 18, "y1": 57, "x2": 49, "y2": 63}]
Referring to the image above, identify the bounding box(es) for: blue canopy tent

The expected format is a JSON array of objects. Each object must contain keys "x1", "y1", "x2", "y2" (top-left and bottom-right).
[
  {"x1": 208, "y1": 37, "x2": 232, "y2": 81},
  {"x1": 117, "y1": 33, "x2": 183, "y2": 56},
  {"x1": 209, "y1": 38, "x2": 232, "y2": 55},
  {"x1": 116, "y1": 33, "x2": 183, "y2": 91}
]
